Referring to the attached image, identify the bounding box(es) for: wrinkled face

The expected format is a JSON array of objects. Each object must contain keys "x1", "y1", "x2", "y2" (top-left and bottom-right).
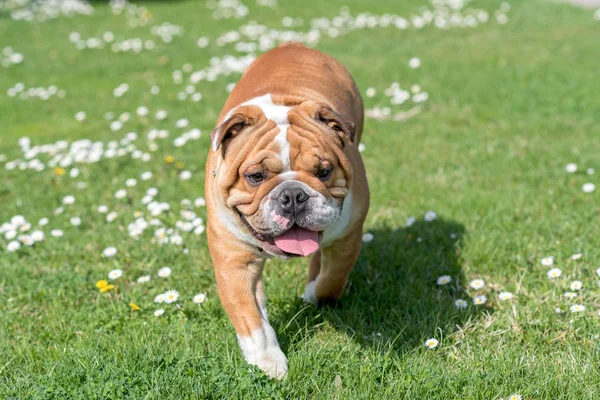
[{"x1": 211, "y1": 94, "x2": 354, "y2": 258}]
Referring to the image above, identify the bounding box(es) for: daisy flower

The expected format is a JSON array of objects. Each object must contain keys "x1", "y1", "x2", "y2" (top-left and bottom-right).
[
  {"x1": 571, "y1": 253, "x2": 582, "y2": 261},
  {"x1": 141, "y1": 171, "x2": 153, "y2": 181},
  {"x1": 408, "y1": 57, "x2": 421, "y2": 68},
  {"x1": 54, "y1": 207, "x2": 64, "y2": 215},
  {"x1": 358, "y1": 143, "x2": 366, "y2": 152},
  {"x1": 108, "y1": 269, "x2": 123, "y2": 280},
  {"x1": 154, "y1": 294, "x2": 166, "y2": 303},
  {"x1": 498, "y1": 292, "x2": 514, "y2": 301},
  {"x1": 154, "y1": 309, "x2": 165, "y2": 317},
  {"x1": 547, "y1": 268, "x2": 562, "y2": 279},
  {"x1": 5, "y1": 230, "x2": 17, "y2": 240},
  {"x1": 541, "y1": 256, "x2": 554, "y2": 266},
  {"x1": 565, "y1": 163, "x2": 577, "y2": 173},
  {"x1": 125, "y1": 178, "x2": 137, "y2": 187},
  {"x1": 424, "y1": 338, "x2": 438, "y2": 349},
  {"x1": 38, "y1": 217, "x2": 49, "y2": 226},
  {"x1": 424, "y1": 211, "x2": 437, "y2": 222},
  {"x1": 365, "y1": 87, "x2": 376, "y2": 97},
  {"x1": 570, "y1": 281, "x2": 583, "y2": 291},
  {"x1": 106, "y1": 212, "x2": 118, "y2": 222},
  {"x1": 469, "y1": 279, "x2": 485, "y2": 290},
  {"x1": 194, "y1": 197, "x2": 206, "y2": 207},
  {"x1": 405, "y1": 216, "x2": 416, "y2": 227},
  {"x1": 19, "y1": 235, "x2": 34, "y2": 246},
  {"x1": 114, "y1": 189, "x2": 127, "y2": 199},
  {"x1": 582, "y1": 183, "x2": 595, "y2": 193},
  {"x1": 564, "y1": 292, "x2": 577, "y2": 300},
  {"x1": 436, "y1": 275, "x2": 452, "y2": 285},
  {"x1": 193, "y1": 293, "x2": 206, "y2": 304},
  {"x1": 508, "y1": 394, "x2": 522, "y2": 400},
  {"x1": 50, "y1": 229, "x2": 64, "y2": 237},
  {"x1": 7, "y1": 240, "x2": 20, "y2": 252},
  {"x1": 454, "y1": 299, "x2": 468, "y2": 309},
  {"x1": 75, "y1": 111, "x2": 86, "y2": 122},
  {"x1": 136, "y1": 106, "x2": 149, "y2": 116},
  {"x1": 570, "y1": 304, "x2": 585, "y2": 313},
  {"x1": 158, "y1": 266, "x2": 172, "y2": 278},
  {"x1": 63, "y1": 195, "x2": 75, "y2": 205},
  {"x1": 170, "y1": 235, "x2": 183, "y2": 245},
  {"x1": 97, "y1": 205, "x2": 108, "y2": 213},
  {"x1": 137, "y1": 275, "x2": 151, "y2": 284},
  {"x1": 70, "y1": 217, "x2": 82, "y2": 226},
  {"x1": 596, "y1": 267, "x2": 600, "y2": 277},
  {"x1": 147, "y1": 188, "x2": 159, "y2": 197},
  {"x1": 362, "y1": 232, "x2": 374, "y2": 243},
  {"x1": 102, "y1": 247, "x2": 117, "y2": 257},
  {"x1": 164, "y1": 290, "x2": 179, "y2": 304},
  {"x1": 31, "y1": 230, "x2": 44, "y2": 242},
  {"x1": 194, "y1": 225, "x2": 205, "y2": 235},
  {"x1": 180, "y1": 170, "x2": 192, "y2": 180},
  {"x1": 473, "y1": 295, "x2": 487, "y2": 305}
]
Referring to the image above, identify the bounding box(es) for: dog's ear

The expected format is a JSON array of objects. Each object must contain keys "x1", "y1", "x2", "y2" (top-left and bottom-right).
[
  {"x1": 315, "y1": 105, "x2": 356, "y2": 144},
  {"x1": 210, "y1": 114, "x2": 248, "y2": 153}
]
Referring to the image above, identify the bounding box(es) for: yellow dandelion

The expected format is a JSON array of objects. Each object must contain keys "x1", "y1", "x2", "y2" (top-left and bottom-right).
[
  {"x1": 175, "y1": 161, "x2": 185, "y2": 169},
  {"x1": 53, "y1": 167, "x2": 66, "y2": 176},
  {"x1": 129, "y1": 302, "x2": 141, "y2": 311},
  {"x1": 100, "y1": 284, "x2": 115, "y2": 293},
  {"x1": 165, "y1": 155, "x2": 174, "y2": 164},
  {"x1": 95, "y1": 280, "x2": 108, "y2": 289}
]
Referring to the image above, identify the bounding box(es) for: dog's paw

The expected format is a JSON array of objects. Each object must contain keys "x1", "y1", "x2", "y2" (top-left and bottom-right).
[
  {"x1": 302, "y1": 279, "x2": 317, "y2": 305},
  {"x1": 254, "y1": 347, "x2": 288, "y2": 380}
]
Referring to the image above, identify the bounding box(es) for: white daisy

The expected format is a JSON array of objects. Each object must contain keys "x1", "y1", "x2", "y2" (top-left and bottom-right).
[
  {"x1": 570, "y1": 304, "x2": 585, "y2": 313},
  {"x1": 541, "y1": 256, "x2": 554, "y2": 266},
  {"x1": 405, "y1": 216, "x2": 416, "y2": 227},
  {"x1": 194, "y1": 225, "x2": 205, "y2": 235},
  {"x1": 358, "y1": 143, "x2": 366, "y2": 153},
  {"x1": 170, "y1": 235, "x2": 183, "y2": 245},
  {"x1": 108, "y1": 269, "x2": 123, "y2": 280},
  {"x1": 570, "y1": 280, "x2": 583, "y2": 291},
  {"x1": 164, "y1": 290, "x2": 179, "y2": 304},
  {"x1": 587, "y1": 168, "x2": 595, "y2": 175},
  {"x1": 564, "y1": 292, "x2": 577, "y2": 300},
  {"x1": 38, "y1": 217, "x2": 49, "y2": 226},
  {"x1": 136, "y1": 106, "x2": 149, "y2": 116},
  {"x1": 5, "y1": 230, "x2": 17, "y2": 240},
  {"x1": 424, "y1": 211, "x2": 437, "y2": 222},
  {"x1": 508, "y1": 394, "x2": 522, "y2": 400},
  {"x1": 63, "y1": 195, "x2": 75, "y2": 205},
  {"x1": 193, "y1": 293, "x2": 206, "y2": 304},
  {"x1": 70, "y1": 217, "x2": 82, "y2": 226},
  {"x1": 50, "y1": 229, "x2": 64, "y2": 237},
  {"x1": 454, "y1": 299, "x2": 468, "y2": 309},
  {"x1": 498, "y1": 292, "x2": 514, "y2": 301},
  {"x1": 436, "y1": 275, "x2": 452, "y2": 285},
  {"x1": 141, "y1": 171, "x2": 153, "y2": 181},
  {"x1": 469, "y1": 279, "x2": 485, "y2": 290},
  {"x1": 571, "y1": 253, "x2": 582, "y2": 261},
  {"x1": 154, "y1": 309, "x2": 165, "y2": 317},
  {"x1": 473, "y1": 295, "x2": 487, "y2": 305},
  {"x1": 31, "y1": 230, "x2": 45, "y2": 242},
  {"x1": 102, "y1": 247, "x2": 117, "y2": 257},
  {"x1": 106, "y1": 212, "x2": 118, "y2": 222},
  {"x1": 97, "y1": 205, "x2": 108, "y2": 213},
  {"x1": 547, "y1": 268, "x2": 562, "y2": 279},
  {"x1": 155, "y1": 110, "x2": 168, "y2": 120},
  {"x1": 55, "y1": 207, "x2": 64, "y2": 215},
  {"x1": 75, "y1": 111, "x2": 86, "y2": 122},
  {"x1": 7, "y1": 240, "x2": 20, "y2": 252},
  {"x1": 19, "y1": 235, "x2": 34, "y2": 246},
  {"x1": 114, "y1": 189, "x2": 127, "y2": 199},
  {"x1": 408, "y1": 57, "x2": 421, "y2": 68},
  {"x1": 158, "y1": 266, "x2": 172, "y2": 278},
  {"x1": 565, "y1": 163, "x2": 577, "y2": 173},
  {"x1": 582, "y1": 183, "x2": 595, "y2": 193},
  {"x1": 365, "y1": 87, "x2": 376, "y2": 98},
  {"x1": 176, "y1": 118, "x2": 189, "y2": 128},
  {"x1": 194, "y1": 197, "x2": 206, "y2": 207},
  {"x1": 596, "y1": 267, "x2": 600, "y2": 277},
  {"x1": 180, "y1": 170, "x2": 192, "y2": 180},
  {"x1": 125, "y1": 178, "x2": 137, "y2": 187},
  {"x1": 362, "y1": 232, "x2": 374, "y2": 243},
  {"x1": 424, "y1": 338, "x2": 438, "y2": 349},
  {"x1": 154, "y1": 294, "x2": 166, "y2": 303},
  {"x1": 137, "y1": 275, "x2": 151, "y2": 284}
]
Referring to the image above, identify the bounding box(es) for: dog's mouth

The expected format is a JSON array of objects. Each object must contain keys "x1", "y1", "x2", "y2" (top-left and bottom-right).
[{"x1": 236, "y1": 210, "x2": 322, "y2": 257}]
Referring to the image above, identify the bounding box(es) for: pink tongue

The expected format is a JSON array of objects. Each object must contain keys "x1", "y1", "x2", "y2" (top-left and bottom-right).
[{"x1": 274, "y1": 227, "x2": 320, "y2": 256}]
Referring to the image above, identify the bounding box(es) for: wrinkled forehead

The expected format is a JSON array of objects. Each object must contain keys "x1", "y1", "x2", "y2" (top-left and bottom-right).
[{"x1": 225, "y1": 93, "x2": 291, "y2": 125}]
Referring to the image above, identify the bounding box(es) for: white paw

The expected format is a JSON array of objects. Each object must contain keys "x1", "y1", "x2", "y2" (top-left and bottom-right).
[
  {"x1": 302, "y1": 279, "x2": 317, "y2": 305},
  {"x1": 254, "y1": 346, "x2": 288, "y2": 380}
]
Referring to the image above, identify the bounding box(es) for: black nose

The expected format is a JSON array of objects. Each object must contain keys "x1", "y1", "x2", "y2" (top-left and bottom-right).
[{"x1": 278, "y1": 187, "x2": 309, "y2": 215}]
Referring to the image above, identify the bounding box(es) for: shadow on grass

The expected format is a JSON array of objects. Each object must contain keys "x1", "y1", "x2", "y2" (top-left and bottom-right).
[{"x1": 275, "y1": 217, "x2": 488, "y2": 355}]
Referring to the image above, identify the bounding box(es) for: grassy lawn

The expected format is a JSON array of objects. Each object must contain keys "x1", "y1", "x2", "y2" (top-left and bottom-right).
[{"x1": 1, "y1": 0, "x2": 600, "y2": 398}]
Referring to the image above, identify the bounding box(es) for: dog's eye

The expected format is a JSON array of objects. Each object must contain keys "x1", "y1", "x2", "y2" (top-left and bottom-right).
[
  {"x1": 316, "y1": 167, "x2": 332, "y2": 180},
  {"x1": 328, "y1": 122, "x2": 343, "y2": 132},
  {"x1": 246, "y1": 172, "x2": 265, "y2": 184}
]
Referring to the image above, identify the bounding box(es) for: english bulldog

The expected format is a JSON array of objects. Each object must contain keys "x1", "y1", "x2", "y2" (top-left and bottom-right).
[{"x1": 205, "y1": 42, "x2": 369, "y2": 379}]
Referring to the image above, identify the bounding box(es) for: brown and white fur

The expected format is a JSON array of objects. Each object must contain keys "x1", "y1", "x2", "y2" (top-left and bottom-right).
[{"x1": 205, "y1": 42, "x2": 369, "y2": 379}]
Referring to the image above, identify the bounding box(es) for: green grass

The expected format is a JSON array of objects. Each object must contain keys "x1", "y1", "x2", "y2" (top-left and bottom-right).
[{"x1": 1, "y1": 0, "x2": 600, "y2": 398}]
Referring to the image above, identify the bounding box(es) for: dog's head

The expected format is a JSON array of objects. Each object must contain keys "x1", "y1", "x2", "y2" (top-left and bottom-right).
[{"x1": 210, "y1": 94, "x2": 355, "y2": 258}]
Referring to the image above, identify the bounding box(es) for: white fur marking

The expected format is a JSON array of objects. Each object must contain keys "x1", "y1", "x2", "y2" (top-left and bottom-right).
[
  {"x1": 237, "y1": 320, "x2": 288, "y2": 379},
  {"x1": 321, "y1": 190, "x2": 353, "y2": 246},
  {"x1": 302, "y1": 273, "x2": 320, "y2": 305}
]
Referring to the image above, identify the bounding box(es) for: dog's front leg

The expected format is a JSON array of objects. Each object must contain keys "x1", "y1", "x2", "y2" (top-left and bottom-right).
[{"x1": 211, "y1": 243, "x2": 288, "y2": 379}]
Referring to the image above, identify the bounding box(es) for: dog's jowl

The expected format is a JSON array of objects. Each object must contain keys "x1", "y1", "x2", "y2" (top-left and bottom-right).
[{"x1": 205, "y1": 42, "x2": 370, "y2": 379}]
